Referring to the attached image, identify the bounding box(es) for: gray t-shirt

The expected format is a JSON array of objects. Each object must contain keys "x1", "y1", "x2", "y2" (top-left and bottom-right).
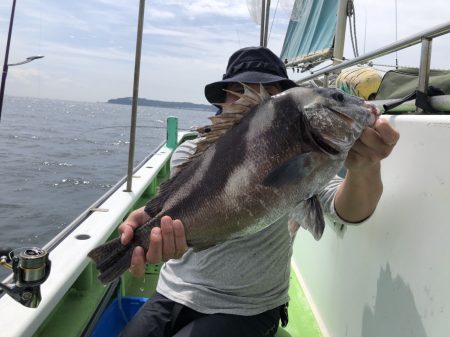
[{"x1": 156, "y1": 140, "x2": 353, "y2": 316}]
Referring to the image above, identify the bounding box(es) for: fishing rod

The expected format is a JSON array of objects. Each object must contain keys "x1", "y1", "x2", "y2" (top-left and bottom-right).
[
  {"x1": 125, "y1": 0, "x2": 145, "y2": 192},
  {"x1": 0, "y1": 0, "x2": 17, "y2": 122},
  {"x1": 0, "y1": 0, "x2": 44, "y2": 122}
]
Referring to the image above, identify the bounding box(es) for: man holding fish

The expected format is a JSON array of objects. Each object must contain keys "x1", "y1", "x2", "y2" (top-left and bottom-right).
[{"x1": 116, "y1": 47, "x2": 400, "y2": 337}]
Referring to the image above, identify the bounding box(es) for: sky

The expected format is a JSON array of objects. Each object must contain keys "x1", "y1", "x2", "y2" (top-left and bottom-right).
[{"x1": 0, "y1": 0, "x2": 449, "y2": 104}]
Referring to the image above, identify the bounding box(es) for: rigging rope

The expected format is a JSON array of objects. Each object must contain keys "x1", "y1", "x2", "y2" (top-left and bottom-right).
[
  {"x1": 268, "y1": 0, "x2": 280, "y2": 44},
  {"x1": 347, "y1": 0, "x2": 359, "y2": 58}
]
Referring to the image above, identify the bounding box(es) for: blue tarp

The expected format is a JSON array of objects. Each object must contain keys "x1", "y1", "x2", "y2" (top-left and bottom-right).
[{"x1": 280, "y1": 0, "x2": 338, "y2": 63}]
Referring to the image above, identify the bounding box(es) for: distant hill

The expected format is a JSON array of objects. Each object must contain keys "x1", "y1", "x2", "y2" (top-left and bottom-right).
[{"x1": 107, "y1": 97, "x2": 216, "y2": 112}]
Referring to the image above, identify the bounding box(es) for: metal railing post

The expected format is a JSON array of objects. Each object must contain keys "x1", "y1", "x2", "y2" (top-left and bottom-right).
[
  {"x1": 166, "y1": 117, "x2": 178, "y2": 149},
  {"x1": 416, "y1": 37, "x2": 433, "y2": 113},
  {"x1": 323, "y1": 73, "x2": 329, "y2": 88}
]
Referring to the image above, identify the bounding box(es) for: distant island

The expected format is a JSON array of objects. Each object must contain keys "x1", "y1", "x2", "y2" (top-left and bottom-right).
[{"x1": 107, "y1": 97, "x2": 216, "y2": 112}]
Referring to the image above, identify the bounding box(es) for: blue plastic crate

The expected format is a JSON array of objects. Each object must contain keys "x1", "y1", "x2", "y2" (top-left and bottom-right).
[{"x1": 91, "y1": 296, "x2": 148, "y2": 337}]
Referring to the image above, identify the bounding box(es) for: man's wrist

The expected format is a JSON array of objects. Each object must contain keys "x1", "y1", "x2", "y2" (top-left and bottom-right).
[{"x1": 346, "y1": 162, "x2": 381, "y2": 179}]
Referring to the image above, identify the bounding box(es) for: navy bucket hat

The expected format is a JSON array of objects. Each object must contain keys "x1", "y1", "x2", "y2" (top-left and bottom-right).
[{"x1": 204, "y1": 46, "x2": 297, "y2": 105}]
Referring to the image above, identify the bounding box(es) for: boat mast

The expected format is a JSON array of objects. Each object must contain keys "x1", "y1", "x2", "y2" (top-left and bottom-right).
[
  {"x1": 260, "y1": 0, "x2": 271, "y2": 47},
  {"x1": 125, "y1": 0, "x2": 146, "y2": 192},
  {"x1": 333, "y1": 0, "x2": 349, "y2": 65}
]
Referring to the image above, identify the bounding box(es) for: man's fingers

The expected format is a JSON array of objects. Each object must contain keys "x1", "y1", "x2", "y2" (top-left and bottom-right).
[
  {"x1": 359, "y1": 126, "x2": 396, "y2": 160},
  {"x1": 130, "y1": 246, "x2": 146, "y2": 278},
  {"x1": 146, "y1": 227, "x2": 162, "y2": 264},
  {"x1": 346, "y1": 119, "x2": 400, "y2": 172},
  {"x1": 146, "y1": 217, "x2": 187, "y2": 263},
  {"x1": 349, "y1": 139, "x2": 379, "y2": 163},
  {"x1": 118, "y1": 208, "x2": 150, "y2": 245},
  {"x1": 373, "y1": 118, "x2": 400, "y2": 146},
  {"x1": 359, "y1": 127, "x2": 386, "y2": 152},
  {"x1": 161, "y1": 216, "x2": 176, "y2": 261},
  {"x1": 119, "y1": 223, "x2": 135, "y2": 245},
  {"x1": 173, "y1": 219, "x2": 188, "y2": 258}
]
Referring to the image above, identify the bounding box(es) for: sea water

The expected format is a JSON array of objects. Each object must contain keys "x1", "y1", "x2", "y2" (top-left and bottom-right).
[{"x1": 0, "y1": 96, "x2": 211, "y2": 279}]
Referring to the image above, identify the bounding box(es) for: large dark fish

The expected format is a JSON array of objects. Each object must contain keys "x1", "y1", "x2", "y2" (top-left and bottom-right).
[{"x1": 88, "y1": 85, "x2": 379, "y2": 283}]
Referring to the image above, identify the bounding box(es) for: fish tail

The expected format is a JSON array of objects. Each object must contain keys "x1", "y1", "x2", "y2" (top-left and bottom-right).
[{"x1": 88, "y1": 237, "x2": 133, "y2": 284}]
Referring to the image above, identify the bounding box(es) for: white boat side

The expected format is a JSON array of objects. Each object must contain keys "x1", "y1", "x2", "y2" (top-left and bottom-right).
[{"x1": 293, "y1": 114, "x2": 450, "y2": 337}]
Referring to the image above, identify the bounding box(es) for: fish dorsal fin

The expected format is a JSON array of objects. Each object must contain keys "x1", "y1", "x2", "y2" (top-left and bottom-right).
[
  {"x1": 194, "y1": 82, "x2": 270, "y2": 152},
  {"x1": 171, "y1": 83, "x2": 270, "y2": 176},
  {"x1": 220, "y1": 83, "x2": 270, "y2": 111}
]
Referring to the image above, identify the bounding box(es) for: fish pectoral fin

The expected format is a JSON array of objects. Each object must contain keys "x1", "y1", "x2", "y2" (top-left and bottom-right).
[
  {"x1": 288, "y1": 196, "x2": 325, "y2": 240},
  {"x1": 262, "y1": 153, "x2": 316, "y2": 188}
]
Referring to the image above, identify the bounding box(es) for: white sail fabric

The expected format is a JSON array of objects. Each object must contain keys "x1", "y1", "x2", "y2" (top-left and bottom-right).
[
  {"x1": 280, "y1": 0, "x2": 339, "y2": 66},
  {"x1": 247, "y1": 0, "x2": 262, "y2": 25}
]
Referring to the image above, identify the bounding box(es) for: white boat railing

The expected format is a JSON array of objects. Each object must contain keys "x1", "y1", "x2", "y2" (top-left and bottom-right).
[{"x1": 297, "y1": 21, "x2": 450, "y2": 102}]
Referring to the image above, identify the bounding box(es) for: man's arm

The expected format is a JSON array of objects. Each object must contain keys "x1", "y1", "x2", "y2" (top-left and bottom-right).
[{"x1": 334, "y1": 118, "x2": 399, "y2": 222}]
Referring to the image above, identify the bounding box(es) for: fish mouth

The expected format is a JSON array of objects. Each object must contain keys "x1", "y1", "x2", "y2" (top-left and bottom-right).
[
  {"x1": 328, "y1": 102, "x2": 380, "y2": 127},
  {"x1": 364, "y1": 101, "x2": 381, "y2": 126},
  {"x1": 309, "y1": 102, "x2": 380, "y2": 155}
]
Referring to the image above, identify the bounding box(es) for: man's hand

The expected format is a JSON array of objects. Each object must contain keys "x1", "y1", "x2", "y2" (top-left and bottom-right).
[
  {"x1": 118, "y1": 207, "x2": 188, "y2": 278},
  {"x1": 335, "y1": 118, "x2": 400, "y2": 223},
  {"x1": 345, "y1": 118, "x2": 400, "y2": 172}
]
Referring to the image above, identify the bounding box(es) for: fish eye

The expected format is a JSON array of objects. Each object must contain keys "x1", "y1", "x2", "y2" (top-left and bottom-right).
[{"x1": 332, "y1": 92, "x2": 345, "y2": 102}]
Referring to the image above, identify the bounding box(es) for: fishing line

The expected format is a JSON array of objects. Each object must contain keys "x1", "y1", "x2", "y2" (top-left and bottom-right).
[
  {"x1": 394, "y1": 0, "x2": 399, "y2": 68},
  {"x1": 268, "y1": 0, "x2": 280, "y2": 44},
  {"x1": 37, "y1": 0, "x2": 43, "y2": 97},
  {"x1": 75, "y1": 125, "x2": 191, "y2": 137},
  {"x1": 363, "y1": 8, "x2": 367, "y2": 55},
  {"x1": 347, "y1": 0, "x2": 359, "y2": 58}
]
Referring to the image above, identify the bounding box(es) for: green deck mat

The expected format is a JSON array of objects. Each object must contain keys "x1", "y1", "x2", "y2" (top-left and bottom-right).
[{"x1": 276, "y1": 270, "x2": 322, "y2": 337}]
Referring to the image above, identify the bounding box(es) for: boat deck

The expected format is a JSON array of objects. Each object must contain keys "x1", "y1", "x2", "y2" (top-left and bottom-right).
[{"x1": 279, "y1": 270, "x2": 322, "y2": 337}]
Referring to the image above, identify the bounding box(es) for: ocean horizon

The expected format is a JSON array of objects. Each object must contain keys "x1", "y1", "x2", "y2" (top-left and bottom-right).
[{"x1": 0, "y1": 95, "x2": 210, "y2": 279}]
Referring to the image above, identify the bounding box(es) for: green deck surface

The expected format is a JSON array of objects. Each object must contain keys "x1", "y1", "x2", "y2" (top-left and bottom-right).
[
  {"x1": 276, "y1": 270, "x2": 322, "y2": 337},
  {"x1": 34, "y1": 267, "x2": 323, "y2": 337}
]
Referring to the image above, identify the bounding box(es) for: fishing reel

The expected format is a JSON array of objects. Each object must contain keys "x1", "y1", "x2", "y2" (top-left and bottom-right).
[{"x1": 0, "y1": 247, "x2": 51, "y2": 308}]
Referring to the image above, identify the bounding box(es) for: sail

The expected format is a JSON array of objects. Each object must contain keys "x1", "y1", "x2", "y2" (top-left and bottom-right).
[{"x1": 280, "y1": 0, "x2": 339, "y2": 67}]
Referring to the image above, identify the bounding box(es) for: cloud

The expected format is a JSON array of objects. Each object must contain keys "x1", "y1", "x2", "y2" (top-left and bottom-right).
[
  {"x1": 153, "y1": 0, "x2": 250, "y2": 18},
  {"x1": 148, "y1": 8, "x2": 176, "y2": 19},
  {"x1": 8, "y1": 67, "x2": 46, "y2": 83},
  {"x1": 1, "y1": 0, "x2": 449, "y2": 104},
  {"x1": 143, "y1": 25, "x2": 191, "y2": 38},
  {"x1": 183, "y1": 0, "x2": 250, "y2": 18}
]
